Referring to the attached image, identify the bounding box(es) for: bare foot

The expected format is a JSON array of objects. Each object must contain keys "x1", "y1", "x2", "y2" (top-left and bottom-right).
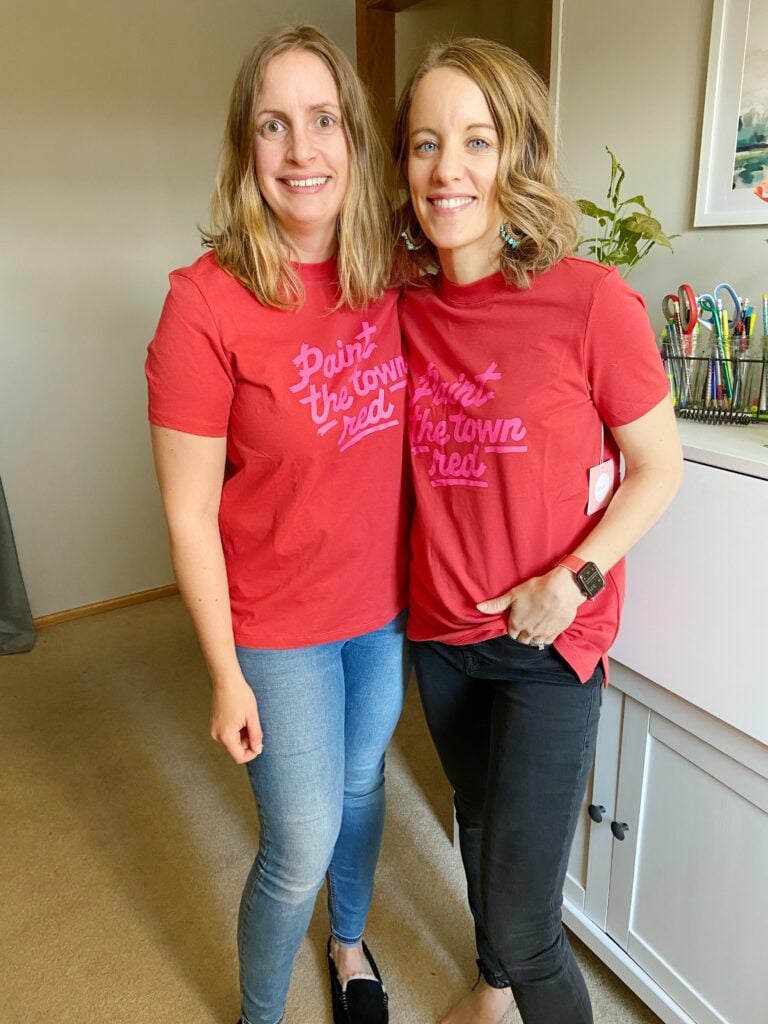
[
  {"x1": 440, "y1": 980, "x2": 514, "y2": 1024},
  {"x1": 330, "y1": 938, "x2": 377, "y2": 985}
]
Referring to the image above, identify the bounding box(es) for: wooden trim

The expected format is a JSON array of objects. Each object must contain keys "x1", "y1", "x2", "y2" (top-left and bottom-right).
[
  {"x1": 34, "y1": 584, "x2": 178, "y2": 629},
  {"x1": 549, "y1": 0, "x2": 564, "y2": 145},
  {"x1": 356, "y1": 0, "x2": 397, "y2": 174},
  {"x1": 542, "y1": 0, "x2": 553, "y2": 86},
  {"x1": 366, "y1": 0, "x2": 422, "y2": 11}
]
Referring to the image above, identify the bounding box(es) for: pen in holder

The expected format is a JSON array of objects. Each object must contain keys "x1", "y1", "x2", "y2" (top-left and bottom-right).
[{"x1": 660, "y1": 327, "x2": 768, "y2": 425}]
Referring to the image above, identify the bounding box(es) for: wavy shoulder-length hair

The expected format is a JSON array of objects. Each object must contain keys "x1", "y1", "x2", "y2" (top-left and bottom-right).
[
  {"x1": 201, "y1": 25, "x2": 391, "y2": 309},
  {"x1": 391, "y1": 37, "x2": 580, "y2": 288}
]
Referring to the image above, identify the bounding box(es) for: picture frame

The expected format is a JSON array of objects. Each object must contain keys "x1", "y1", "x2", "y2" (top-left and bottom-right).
[{"x1": 694, "y1": 0, "x2": 768, "y2": 226}]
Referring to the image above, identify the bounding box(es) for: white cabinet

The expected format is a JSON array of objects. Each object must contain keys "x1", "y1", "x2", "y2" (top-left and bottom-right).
[
  {"x1": 563, "y1": 683, "x2": 623, "y2": 928},
  {"x1": 564, "y1": 426, "x2": 768, "y2": 1024},
  {"x1": 612, "y1": 459, "x2": 768, "y2": 745}
]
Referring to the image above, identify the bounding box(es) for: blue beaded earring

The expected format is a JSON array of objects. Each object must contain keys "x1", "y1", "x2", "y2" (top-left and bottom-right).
[
  {"x1": 400, "y1": 230, "x2": 425, "y2": 252},
  {"x1": 499, "y1": 223, "x2": 520, "y2": 249}
]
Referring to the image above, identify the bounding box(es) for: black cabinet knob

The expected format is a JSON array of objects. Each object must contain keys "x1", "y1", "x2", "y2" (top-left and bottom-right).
[
  {"x1": 611, "y1": 820, "x2": 629, "y2": 841},
  {"x1": 588, "y1": 804, "x2": 606, "y2": 823}
]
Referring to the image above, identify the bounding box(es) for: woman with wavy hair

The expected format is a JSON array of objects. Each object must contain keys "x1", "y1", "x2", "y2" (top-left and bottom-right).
[
  {"x1": 394, "y1": 38, "x2": 681, "y2": 1024},
  {"x1": 146, "y1": 25, "x2": 407, "y2": 1024}
]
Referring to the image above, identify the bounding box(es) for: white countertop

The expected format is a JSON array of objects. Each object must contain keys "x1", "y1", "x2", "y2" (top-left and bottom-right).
[{"x1": 677, "y1": 419, "x2": 768, "y2": 480}]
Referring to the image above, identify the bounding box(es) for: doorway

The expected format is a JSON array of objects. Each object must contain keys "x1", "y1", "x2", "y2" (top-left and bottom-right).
[{"x1": 356, "y1": 0, "x2": 553, "y2": 154}]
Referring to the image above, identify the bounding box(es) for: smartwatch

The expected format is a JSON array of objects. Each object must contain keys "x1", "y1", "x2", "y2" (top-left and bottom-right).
[{"x1": 557, "y1": 554, "x2": 605, "y2": 600}]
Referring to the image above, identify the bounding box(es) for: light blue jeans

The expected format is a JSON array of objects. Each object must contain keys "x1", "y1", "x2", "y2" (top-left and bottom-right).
[{"x1": 235, "y1": 612, "x2": 409, "y2": 1024}]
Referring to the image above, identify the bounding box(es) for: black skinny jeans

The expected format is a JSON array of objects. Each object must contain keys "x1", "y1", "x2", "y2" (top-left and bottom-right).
[{"x1": 414, "y1": 635, "x2": 602, "y2": 1024}]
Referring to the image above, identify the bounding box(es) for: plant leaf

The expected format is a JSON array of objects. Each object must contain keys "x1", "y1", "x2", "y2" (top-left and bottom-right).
[
  {"x1": 617, "y1": 194, "x2": 651, "y2": 213},
  {"x1": 607, "y1": 254, "x2": 635, "y2": 265},
  {"x1": 623, "y1": 212, "x2": 661, "y2": 236},
  {"x1": 605, "y1": 146, "x2": 619, "y2": 201},
  {"x1": 615, "y1": 221, "x2": 641, "y2": 240},
  {"x1": 623, "y1": 213, "x2": 677, "y2": 249},
  {"x1": 606, "y1": 147, "x2": 625, "y2": 206},
  {"x1": 577, "y1": 199, "x2": 614, "y2": 219}
]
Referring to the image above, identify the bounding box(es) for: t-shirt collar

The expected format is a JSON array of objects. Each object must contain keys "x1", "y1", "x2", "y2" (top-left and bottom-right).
[
  {"x1": 293, "y1": 256, "x2": 337, "y2": 283},
  {"x1": 437, "y1": 269, "x2": 509, "y2": 306}
]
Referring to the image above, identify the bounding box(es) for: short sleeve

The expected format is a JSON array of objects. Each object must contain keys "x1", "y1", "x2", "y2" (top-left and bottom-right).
[
  {"x1": 583, "y1": 269, "x2": 670, "y2": 428},
  {"x1": 145, "y1": 272, "x2": 235, "y2": 436}
]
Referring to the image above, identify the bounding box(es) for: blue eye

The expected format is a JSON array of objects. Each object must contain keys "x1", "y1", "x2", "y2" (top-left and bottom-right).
[
  {"x1": 414, "y1": 140, "x2": 438, "y2": 154},
  {"x1": 468, "y1": 137, "x2": 489, "y2": 150}
]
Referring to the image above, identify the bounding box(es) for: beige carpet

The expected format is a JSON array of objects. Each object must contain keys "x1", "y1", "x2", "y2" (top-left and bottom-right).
[{"x1": 1, "y1": 597, "x2": 661, "y2": 1024}]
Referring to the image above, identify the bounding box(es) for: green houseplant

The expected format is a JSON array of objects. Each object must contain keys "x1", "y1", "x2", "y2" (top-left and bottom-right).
[{"x1": 576, "y1": 147, "x2": 678, "y2": 276}]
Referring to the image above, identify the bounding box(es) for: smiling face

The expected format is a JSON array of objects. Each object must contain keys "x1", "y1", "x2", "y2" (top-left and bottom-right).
[
  {"x1": 254, "y1": 49, "x2": 349, "y2": 262},
  {"x1": 407, "y1": 66, "x2": 503, "y2": 283}
]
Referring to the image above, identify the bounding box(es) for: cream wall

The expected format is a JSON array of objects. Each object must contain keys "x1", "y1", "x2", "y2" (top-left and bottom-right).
[
  {"x1": 1, "y1": 0, "x2": 354, "y2": 617},
  {"x1": 554, "y1": 0, "x2": 767, "y2": 334}
]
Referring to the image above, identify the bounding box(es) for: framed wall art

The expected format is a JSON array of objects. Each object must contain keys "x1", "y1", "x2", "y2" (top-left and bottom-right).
[{"x1": 694, "y1": 0, "x2": 768, "y2": 226}]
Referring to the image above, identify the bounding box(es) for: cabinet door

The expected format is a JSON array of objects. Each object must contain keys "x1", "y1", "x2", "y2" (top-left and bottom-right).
[
  {"x1": 606, "y1": 697, "x2": 768, "y2": 1024},
  {"x1": 564, "y1": 683, "x2": 623, "y2": 926},
  {"x1": 563, "y1": 762, "x2": 591, "y2": 913}
]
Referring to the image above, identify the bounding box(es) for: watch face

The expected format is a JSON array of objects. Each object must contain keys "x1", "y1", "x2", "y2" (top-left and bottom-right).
[{"x1": 577, "y1": 562, "x2": 605, "y2": 598}]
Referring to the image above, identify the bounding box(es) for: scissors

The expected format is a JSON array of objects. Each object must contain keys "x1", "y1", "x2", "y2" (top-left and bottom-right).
[
  {"x1": 661, "y1": 283, "x2": 698, "y2": 336},
  {"x1": 698, "y1": 284, "x2": 737, "y2": 398},
  {"x1": 697, "y1": 282, "x2": 741, "y2": 337}
]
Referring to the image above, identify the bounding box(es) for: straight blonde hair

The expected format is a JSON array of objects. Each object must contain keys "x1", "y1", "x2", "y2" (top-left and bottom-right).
[
  {"x1": 392, "y1": 37, "x2": 580, "y2": 288},
  {"x1": 202, "y1": 25, "x2": 391, "y2": 309}
]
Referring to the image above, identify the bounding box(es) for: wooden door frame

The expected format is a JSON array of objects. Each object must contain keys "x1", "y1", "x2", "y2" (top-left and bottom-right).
[
  {"x1": 355, "y1": 0, "x2": 423, "y2": 159},
  {"x1": 356, "y1": 0, "x2": 555, "y2": 150}
]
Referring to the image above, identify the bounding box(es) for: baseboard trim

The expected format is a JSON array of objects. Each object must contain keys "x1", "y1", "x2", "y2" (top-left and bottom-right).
[{"x1": 34, "y1": 584, "x2": 179, "y2": 629}]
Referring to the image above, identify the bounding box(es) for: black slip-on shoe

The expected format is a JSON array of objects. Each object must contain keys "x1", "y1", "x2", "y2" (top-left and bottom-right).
[
  {"x1": 236, "y1": 1016, "x2": 284, "y2": 1024},
  {"x1": 327, "y1": 937, "x2": 389, "y2": 1024},
  {"x1": 235, "y1": 1018, "x2": 283, "y2": 1024}
]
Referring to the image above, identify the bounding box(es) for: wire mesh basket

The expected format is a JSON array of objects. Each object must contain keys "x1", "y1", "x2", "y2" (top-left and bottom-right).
[{"x1": 661, "y1": 337, "x2": 768, "y2": 425}]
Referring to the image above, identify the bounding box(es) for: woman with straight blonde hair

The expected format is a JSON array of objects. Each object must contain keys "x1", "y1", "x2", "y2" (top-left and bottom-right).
[
  {"x1": 394, "y1": 38, "x2": 682, "y2": 1024},
  {"x1": 146, "y1": 25, "x2": 407, "y2": 1024}
]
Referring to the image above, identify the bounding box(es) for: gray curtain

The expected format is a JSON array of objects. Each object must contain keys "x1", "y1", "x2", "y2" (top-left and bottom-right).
[{"x1": 0, "y1": 477, "x2": 35, "y2": 654}]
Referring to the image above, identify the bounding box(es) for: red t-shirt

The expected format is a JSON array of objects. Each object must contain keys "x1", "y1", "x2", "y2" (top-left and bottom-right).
[
  {"x1": 146, "y1": 251, "x2": 409, "y2": 648},
  {"x1": 400, "y1": 257, "x2": 670, "y2": 682}
]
